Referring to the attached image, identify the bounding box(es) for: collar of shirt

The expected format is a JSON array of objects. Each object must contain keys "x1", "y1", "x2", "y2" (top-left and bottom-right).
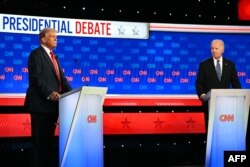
[
  {"x1": 41, "y1": 45, "x2": 53, "y2": 60},
  {"x1": 213, "y1": 57, "x2": 223, "y2": 71}
]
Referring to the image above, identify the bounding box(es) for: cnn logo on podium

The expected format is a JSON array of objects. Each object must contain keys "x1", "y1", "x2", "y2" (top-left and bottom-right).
[
  {"x1": 87, "y1": 115, "x2": 97, "y2": 123},
  {"x1": 220, "y1": 114, "x2": 234, "y2": 122}
]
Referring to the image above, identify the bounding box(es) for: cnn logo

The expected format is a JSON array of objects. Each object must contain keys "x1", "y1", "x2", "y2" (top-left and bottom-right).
[
  {"x1": 87, "y1": 115, "x2": 97, "y2": 123},
  {"x1": 219, "y1": 114, "x2": 234, "y2": 122}
]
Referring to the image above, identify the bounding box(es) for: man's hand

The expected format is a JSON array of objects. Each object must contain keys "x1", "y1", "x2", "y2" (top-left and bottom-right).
[
  {"x1": 199, "y1": 94, "x2": 206, "y2": 102},
  {"x1": 49, "y1": 91, "x2": 60, "y2": 101}
]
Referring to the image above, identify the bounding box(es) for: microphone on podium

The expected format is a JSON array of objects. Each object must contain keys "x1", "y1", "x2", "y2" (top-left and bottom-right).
[{"x1": 73, "y1": 58, "x2": 89, "y2": 86}]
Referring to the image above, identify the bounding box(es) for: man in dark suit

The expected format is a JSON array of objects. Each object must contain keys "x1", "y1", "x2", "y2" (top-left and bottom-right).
[
  {"x1": 195, "y1": 39, "x2": 241, "y2": 164},
  {"x1": 196, "y1": 39, "x2": 241, "y2": 130},
  {"x1": 196, "y1": 39, "x2": 242, "y2": 130},
  {"x1": 25, "y1": 28, "x2": 72, "y2": 167}
]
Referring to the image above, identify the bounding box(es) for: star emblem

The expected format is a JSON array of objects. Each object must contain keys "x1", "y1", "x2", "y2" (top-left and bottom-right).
[
  {"x1": 118, "y1": 25, "x2": 125, "y2": 35},
  {"x1": 186, "y1": 118, "x2": 195, "y2": 128},
  {"x1": 132, "y1": 26, "x2": 140, "y2": 36},
  {"x1": 154, "y1": 117, "x2": 164, "y2": 128},
  {"x1": 121, "y1": 118, "x2": 130, "y2": 129},
  {"x1": 22, "y1": 118, "x2": 31, "y2": 131}
]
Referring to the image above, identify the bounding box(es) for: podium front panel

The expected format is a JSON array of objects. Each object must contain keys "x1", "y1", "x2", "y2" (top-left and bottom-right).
[
  {"x1": 205, "y1": 89, "x2": 250, "y2": 167},
  {"x1": 207, "y1": 96, "x2": 245, "y2": 167},
  {"x1": 59, "y1": 87, "x2": 105, "y2": 167}
]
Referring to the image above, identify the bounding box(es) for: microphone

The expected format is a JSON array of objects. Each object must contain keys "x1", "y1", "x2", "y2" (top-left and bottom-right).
[
  {"x1": 73, "y1": 58, "x2": 88, "y2": 86},
  {"x1": 73, "y1": 58, "x2": 79, "y2": 68}
]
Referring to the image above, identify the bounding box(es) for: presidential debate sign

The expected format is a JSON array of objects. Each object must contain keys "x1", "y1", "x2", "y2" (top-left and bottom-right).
[
  {"x1": 0, "y1": 14, "x2": 149, "y2": 38},
  {"x1": 0, "y1": 13, "x2": 250, "y2": 94}
]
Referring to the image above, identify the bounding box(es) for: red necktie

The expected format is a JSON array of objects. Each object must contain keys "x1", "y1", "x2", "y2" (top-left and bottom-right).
[{"x1": 50, "y1": 51, "x2": 61, "y2": 92}]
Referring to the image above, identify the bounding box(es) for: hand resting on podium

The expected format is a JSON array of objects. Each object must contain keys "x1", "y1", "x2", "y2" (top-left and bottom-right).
[{"x1": 48, "y1": 91, "x2": 61, "y2": 101}]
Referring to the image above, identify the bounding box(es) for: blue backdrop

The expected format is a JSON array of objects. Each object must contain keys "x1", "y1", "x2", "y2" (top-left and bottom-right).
[{"x1": 0, "y1": 31, "x2": 249, "y2": 94}]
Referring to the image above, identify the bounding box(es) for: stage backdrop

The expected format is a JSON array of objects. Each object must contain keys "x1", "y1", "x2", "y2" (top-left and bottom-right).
[{"x1": 0, "y1": 13, "x2": 250, "y2": 94}]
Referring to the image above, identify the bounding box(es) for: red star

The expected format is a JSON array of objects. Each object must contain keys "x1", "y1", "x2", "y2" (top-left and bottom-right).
[
  {"x1": 186, "y1": 118, "x2": 195, "y2": 128},
  {"x1": 154, "y1": 117, "x2": 164, "y2": 128},
  {"x1": 22, "y1": 118, "x2": 31, "y2": 131},
  {"x1": 121, "y1": 118, "x2": 131, "y2": 129}
]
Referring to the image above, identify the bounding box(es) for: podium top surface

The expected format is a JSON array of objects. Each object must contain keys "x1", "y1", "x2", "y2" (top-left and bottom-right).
[
  {"x1": 210, "y1": 89, "x2": 250, "y2": 96},
  {"x1": 60, "y1": 88, "x2": 82, "y2": 98},
  {"x1": 60, "y1": 86, "x2": 108, "y2": 99}
]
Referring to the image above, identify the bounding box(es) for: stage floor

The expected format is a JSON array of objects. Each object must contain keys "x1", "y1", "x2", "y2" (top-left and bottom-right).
[{"x1": 0, "y1": 134, "x2": 206, "y2": 167}]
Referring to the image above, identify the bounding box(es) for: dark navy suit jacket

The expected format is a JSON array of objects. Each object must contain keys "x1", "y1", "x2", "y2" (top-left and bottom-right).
[
  {"x1": 196, "y1": 57, "x2": 241, "y2": 98},
  {"x1": 25, "y1": 46, "x2": 72, "y2": 114}
]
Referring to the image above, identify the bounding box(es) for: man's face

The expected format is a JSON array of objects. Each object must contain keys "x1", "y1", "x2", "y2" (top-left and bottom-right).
[
  {"x1": 42, "y1": 31, "x2": 57, "y2": 50},
  {"x1": 211, "y1": 41, "x2": 224, "y2": 59}
]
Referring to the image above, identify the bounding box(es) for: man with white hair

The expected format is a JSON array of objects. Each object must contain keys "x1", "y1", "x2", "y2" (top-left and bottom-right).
[{"x1": 195, "y1": 39, "x2": 241, "y2": 130}]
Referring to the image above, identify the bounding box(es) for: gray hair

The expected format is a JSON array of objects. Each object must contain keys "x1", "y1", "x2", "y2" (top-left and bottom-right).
[{"x1": 211, "y1": 39, "x2": 224, "y2": 48}]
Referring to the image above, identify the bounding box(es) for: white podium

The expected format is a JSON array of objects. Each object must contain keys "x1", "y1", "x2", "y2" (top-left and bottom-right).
[
  {"x1": 59, "y1": 86, "x2": 108, "y2": 167},
  {"x1": 205, "y1": 89, "x2": 250, "y2": 167}
]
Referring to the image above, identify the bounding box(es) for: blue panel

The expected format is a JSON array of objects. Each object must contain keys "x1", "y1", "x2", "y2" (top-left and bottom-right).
[{"x1": 0, "y1": 31, "x2": 249, "y2": 94}]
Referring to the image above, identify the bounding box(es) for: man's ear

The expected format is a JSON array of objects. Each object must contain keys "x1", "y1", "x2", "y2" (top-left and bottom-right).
[{"x1": 41, "y1": 37, "x2": 46, "y2": 44}]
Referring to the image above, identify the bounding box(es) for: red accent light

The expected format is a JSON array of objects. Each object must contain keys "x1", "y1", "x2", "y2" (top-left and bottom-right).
[{"x1": 238, "y1": 0, "x2": 250, "y2": 20}]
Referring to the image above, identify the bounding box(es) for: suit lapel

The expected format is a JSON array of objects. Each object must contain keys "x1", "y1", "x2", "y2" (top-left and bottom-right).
[
  {"x1": 208, "y1": 58, "x2": 219, "y2": 81},
  {"x1": 221, "y1": 59, "x2": 229, "y2": 82},
  {"x1": 40, "y1": 47, "x2": 59, "y2": 79}
]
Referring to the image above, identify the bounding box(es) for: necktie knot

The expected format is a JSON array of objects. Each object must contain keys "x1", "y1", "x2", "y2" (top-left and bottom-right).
[{"x1": 50, "y1": 51, "x2": 55, "y2": 59}]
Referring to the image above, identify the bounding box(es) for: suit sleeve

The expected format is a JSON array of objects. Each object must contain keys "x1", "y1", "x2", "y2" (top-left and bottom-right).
[
  {"x1": 56, "y1": 58, "x2": 72, "y2": 93},
  {"x1": 60, "y1": 70, "x2": 72, "y2": 93},
  {"x1": 28, "y1": 50, "x2": 54, "y2": 98},
  {"x1": 195, "y1": 62, "x2": 206, "y2": 97},
  {"x1": 230, "y1": 62, "x2": 241, "y2": 89}
]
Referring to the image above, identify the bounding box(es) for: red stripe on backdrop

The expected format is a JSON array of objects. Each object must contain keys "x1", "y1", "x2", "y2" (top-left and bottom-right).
[
  {"x1": 103, "y1": 113, "x2": 205, "y2": 134},
  {"x1": 0, "y1": 114, "x2": 31, "y2": 137},
  {"x1": 104, "y1": 98, "x2": 201, "y2": 106},
  {"x1": 0, "y1": 95, "x2": 202, "y2": 107},
  {"x1": 0, "y1": 113, "x2": 205, "y2": 137},
  {"x1": 0, "y1": 97, "x2": 25, "y2": 106}
]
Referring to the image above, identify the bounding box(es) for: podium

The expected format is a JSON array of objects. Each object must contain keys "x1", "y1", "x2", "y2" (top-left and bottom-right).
[
  {"x1": 205, "y1": 89, "x2": 250, "y2": 167},
  {"x1": 59, "y1": 86, "x2": 108, "y2": 167}
]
